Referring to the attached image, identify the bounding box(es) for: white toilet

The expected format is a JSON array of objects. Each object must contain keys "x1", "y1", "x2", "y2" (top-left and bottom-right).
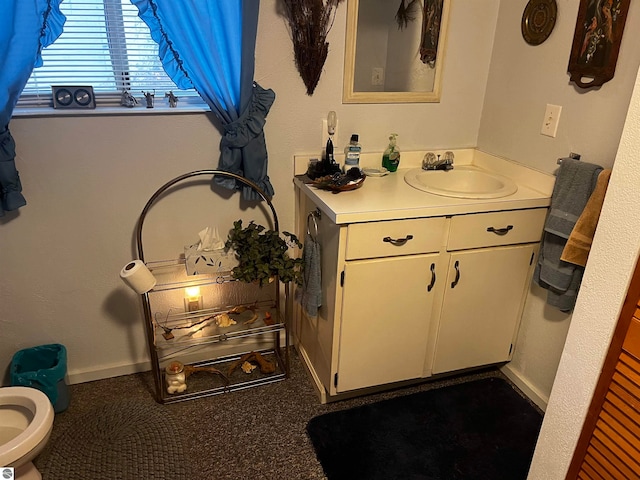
[{"x1": 0, "y1": 387, "x2": 54, "y2": 480}]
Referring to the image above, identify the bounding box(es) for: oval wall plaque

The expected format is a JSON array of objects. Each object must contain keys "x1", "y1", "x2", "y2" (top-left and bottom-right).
[{"x1": 521, "y1": 0, "x2": 557, "y2": 46}]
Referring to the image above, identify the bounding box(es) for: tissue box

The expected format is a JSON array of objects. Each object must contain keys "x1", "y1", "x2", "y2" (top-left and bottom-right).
[{"x1": 184, "y1": 244, "x2": 239, "y2": 276}]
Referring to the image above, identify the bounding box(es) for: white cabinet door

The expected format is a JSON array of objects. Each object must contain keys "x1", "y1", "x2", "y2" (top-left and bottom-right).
[
  {"x1": 336, "y1": 253, "x2": 440, "y2": 392},
  {"x1": 432, "y1": 244, "x2": 536, "y2": 375}
]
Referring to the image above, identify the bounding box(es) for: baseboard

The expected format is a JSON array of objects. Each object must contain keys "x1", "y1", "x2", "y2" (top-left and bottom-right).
[
  {"x1": 500, "y1": 364, "x2": 549, "y2": 412},
  {"x1": 295, "y1": 344, "x2": 329, "y2": 404},
  {"x1": 67, "y1": 360, "x2": 152, "y2": 385},
  {"x1": 67, "y1": 334, "x2": 285, "y2": 385}
]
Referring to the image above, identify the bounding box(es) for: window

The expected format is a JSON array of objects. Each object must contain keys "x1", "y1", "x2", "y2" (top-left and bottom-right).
[{"x1": 17, "y1": 0, "x2": 205, "y2": 111}]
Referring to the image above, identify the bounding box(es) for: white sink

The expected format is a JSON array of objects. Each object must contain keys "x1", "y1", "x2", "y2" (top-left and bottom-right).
[{"x1": 404, "y1": 166, "x2": 518, "y2": 199}]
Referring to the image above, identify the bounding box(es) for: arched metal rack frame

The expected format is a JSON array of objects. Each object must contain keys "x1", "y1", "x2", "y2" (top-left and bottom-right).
[{"x1": 135, "y1": 170, "x2": 290, "y2": 404}]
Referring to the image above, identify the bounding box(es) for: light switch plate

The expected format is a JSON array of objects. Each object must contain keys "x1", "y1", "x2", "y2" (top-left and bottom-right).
[
  {"x1": 371, "y1": 67, "x2": 384, "y2": 86},
  {"x1": 541, "y1": 104, "x2": 562, "y2": 137}
]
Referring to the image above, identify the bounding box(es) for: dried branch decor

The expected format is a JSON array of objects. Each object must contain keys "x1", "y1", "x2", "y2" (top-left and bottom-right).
[
  {"x1": 282, "y1": 0, "x2": 345, "y2": 95},
  {"x1": 396, "y1": 0, "x2": 421, "y2": 30}
]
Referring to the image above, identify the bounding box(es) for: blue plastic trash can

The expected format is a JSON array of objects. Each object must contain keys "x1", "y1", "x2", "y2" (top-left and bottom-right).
[{"x1": 10, "y1": 343, "x2": 70, "y2": 413}]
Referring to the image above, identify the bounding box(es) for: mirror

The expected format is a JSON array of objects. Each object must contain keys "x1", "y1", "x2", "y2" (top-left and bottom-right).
[{"x1": 343, "y1": 0, "x2": 449, "y2": 103}]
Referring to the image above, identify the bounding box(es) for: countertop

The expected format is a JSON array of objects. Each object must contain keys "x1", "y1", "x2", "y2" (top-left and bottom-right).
[{"x1": 294, "y1": 149, "x2": 555, "y2": 225}]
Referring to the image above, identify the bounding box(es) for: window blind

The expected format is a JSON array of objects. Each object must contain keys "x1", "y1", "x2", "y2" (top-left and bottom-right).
[{"x1": 18, "y1": 0, "x2": 203, "y2": 108}]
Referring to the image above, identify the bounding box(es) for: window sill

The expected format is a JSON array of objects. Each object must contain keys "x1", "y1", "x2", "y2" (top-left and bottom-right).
[{"x1": 13, "y1": 104, "x2": 211, "y2": 118}]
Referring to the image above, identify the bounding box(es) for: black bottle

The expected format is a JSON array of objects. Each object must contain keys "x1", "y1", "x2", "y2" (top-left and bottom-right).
[{"x1": 322, "y1": 137, "x2": 341, "y2": 176}]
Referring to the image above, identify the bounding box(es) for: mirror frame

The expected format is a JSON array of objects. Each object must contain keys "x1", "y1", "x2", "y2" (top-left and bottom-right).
[{"x1": 342, "y1": 0, "x2": 450, "y2": 104}]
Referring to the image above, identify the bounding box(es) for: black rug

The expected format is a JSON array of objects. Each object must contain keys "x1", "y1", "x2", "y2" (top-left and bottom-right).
[{"x1": 307, "y1": 377, "x2": 543, "y2": 480}]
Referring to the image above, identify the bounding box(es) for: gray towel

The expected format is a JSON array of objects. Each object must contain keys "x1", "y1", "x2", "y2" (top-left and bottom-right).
[
  {"x1": 534, "y1": 158, "x2": 602, "y2": 312},
  {"x1": 301, "y1": 235, "x2": 322, "y2": 317}
]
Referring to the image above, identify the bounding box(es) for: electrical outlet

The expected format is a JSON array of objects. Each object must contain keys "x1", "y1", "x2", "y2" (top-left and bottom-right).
[
  {"x1": 371, "y1": 67, "x2": 384, "y2": 86},
  {"x1": 541, "y1": 104, "x2": 562, "y2": 137},
  {"x1": 322, "y1": 118, "x2": 338, "y2": 150}
]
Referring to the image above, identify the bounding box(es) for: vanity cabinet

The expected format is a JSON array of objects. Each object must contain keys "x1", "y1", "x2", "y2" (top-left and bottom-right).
[
  {"x1": 432, "y1": 208, "x2": 546, "y2": 374},
  {"x1": 293, "y1": 150, "x2": 554, "y2": 402},
  {"x1": 336, "y1": 216, "x2": 446, "y2": 392},
  {"x1": 297, "y1": 193, "x2": 546, "y2": 401},
  {"x1": 432, "y1": 244, "x2": 538, "y2": 374},
  {"x1": 338, "y1": 254, "x2": 440, "y2": 391}
]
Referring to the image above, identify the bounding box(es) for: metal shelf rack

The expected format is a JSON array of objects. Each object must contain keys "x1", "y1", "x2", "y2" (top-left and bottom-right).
[{"x1": 135, "y1": 170, "x2": 290, "y2": 404}]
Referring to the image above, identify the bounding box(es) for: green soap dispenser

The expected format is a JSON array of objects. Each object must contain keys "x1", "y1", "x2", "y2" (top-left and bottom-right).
[{"x1": 382, "y1": 134, "x2": 400, "y2": 172}]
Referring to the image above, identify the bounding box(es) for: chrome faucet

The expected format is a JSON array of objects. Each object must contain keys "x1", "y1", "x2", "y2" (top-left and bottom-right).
[{"x1": 422, "y1": 151, "x2": 454, "y2": 171}]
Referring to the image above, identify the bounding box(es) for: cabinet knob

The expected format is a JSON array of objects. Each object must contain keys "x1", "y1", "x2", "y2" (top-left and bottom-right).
[{"x1": 383, "y1": 234, "x2": 414, "y2": 246}]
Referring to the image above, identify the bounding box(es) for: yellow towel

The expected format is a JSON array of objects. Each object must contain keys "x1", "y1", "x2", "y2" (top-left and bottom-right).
[{"x1": 561, "y1": 169, "x2": 612, "y2": 267}]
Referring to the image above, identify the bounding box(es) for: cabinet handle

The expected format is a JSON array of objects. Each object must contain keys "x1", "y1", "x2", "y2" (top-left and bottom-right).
[
  {"x1": 383, "y1": 234, "x2": 414, "y2": 246},
  {"x1": 487, "y1": 225, "x2": 513, "y2": 236},
  {"x1": 451, "y1": 260, "x2": 460, "y2": 288},
  {"x1": 427, "y1": 263, "x2": 436, "y2": 292}
]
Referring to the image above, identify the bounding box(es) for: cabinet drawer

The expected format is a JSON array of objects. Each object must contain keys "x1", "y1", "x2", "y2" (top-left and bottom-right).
[
  {"x1": 447, "y1": 208, "x2": 547, "y2": 251},
  {"x1": 346, "y1": 217, "x2": 446, "y2": 260}
]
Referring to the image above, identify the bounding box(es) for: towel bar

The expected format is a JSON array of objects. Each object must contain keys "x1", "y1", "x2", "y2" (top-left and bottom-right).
[
  {"x1": 307, "y1": 209, "x2": 321, "y2": 240},
  {"x1": 557, "y1": 152, "x2": 581, "y2": 165}
]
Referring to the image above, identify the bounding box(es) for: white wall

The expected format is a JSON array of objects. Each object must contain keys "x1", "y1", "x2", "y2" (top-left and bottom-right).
[
  {"x1": 478, "y1": 0, "x2": 640, "y2": 408},
  {"x1": 479, "y1": 0, "x2": 640, "y2": 173},
  {"x1": 528, "y1": 63, "x2": 640, "y2": 480},
  {"x1": 0, "y1": 0, "x2": 500, "y2": 384}
]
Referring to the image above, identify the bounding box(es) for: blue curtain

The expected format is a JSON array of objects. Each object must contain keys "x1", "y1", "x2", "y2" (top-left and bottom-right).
[
  {"x1": 0, "y1": 0, "x2": 65, "y2": 216},
  {"x1": 132, "y1": 0, "x2": 275, "y2": 201}
]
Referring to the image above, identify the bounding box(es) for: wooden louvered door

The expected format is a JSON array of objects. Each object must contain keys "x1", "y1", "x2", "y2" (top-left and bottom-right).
[{"x1": 567, "y1": 258, "x2": 640, "y2": 479}]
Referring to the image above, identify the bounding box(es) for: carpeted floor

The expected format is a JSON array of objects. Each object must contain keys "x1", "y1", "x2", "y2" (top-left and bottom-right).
[
  {"x1": 37, "y1": 399, "x2": 193, "y2": 480},
  {"x1": 35, "y1": 349, "x2": 541, "y2": 480}
]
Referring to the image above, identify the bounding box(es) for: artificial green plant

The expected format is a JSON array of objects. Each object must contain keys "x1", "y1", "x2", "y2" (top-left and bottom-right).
[{"x1": 225, "y1": 220, "x2": 303, "y2": 287}]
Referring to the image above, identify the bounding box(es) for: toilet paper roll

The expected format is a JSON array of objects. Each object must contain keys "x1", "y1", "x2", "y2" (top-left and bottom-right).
[{"x1": 120, "y1": 260, "x2": 157, "y2": 294}]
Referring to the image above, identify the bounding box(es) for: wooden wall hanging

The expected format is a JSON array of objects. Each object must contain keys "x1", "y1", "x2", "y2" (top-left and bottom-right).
[
  {"x1": 567, "y1": 0, "x2": 631, "y2": 89},
  {"x1": 395, "y1": 0, "x2": 445, "y2": 66}
]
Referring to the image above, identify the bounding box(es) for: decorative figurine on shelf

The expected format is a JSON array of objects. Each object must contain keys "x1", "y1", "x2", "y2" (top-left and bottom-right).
[
  {"x1": 241, "y1": 361, "x2": 257, "y2": 374},
  {"x1": 120, "y1": 89, "x2": 139, "y2": 108},
  {"x1": 164, "y1": 361, "x2": 229, "y2": 394},
  {"x1": 213, "y1": 313, "x2": 236, "y2": 327},
  {"x1": 142, "y1": 90, "x2": 155, "y2": 108},
  {"x1": 227, "y1": 351, "x2": 276, "y2": 376},
  {"x1": 165, "y1": 361, "x2": 187, "y2": 394},
  {"x1": 165, "y1": 91, "x2": 178, "y2": 108}
]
